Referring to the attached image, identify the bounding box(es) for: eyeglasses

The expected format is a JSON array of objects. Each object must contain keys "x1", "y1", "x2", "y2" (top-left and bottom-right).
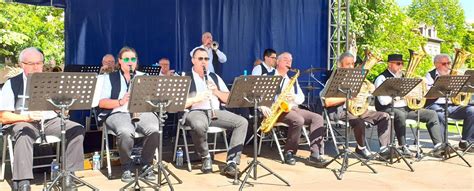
[
  {"x1": 393, "y1": 62, "x2": 403, "y2": 66},
  {"x1": 21, "y1": 61, "x2": 44, "y2": 66},
  {"x1": 122, "y1": 57, "x2": 137, "y2": 63},
  {"x1": 269, "y1": 56, "x2": 277, "y2": 60},
  {"x1": 439, "y1": 62, "x2": 451, "y2": 66},
  {"x1": 194, "y1": 57, "x2": 210, "y2": 61}
]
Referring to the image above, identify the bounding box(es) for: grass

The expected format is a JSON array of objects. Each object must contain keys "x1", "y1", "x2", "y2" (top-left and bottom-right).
[{"x1": 409, "y1": 120, "x2": 462, "y2": 134}]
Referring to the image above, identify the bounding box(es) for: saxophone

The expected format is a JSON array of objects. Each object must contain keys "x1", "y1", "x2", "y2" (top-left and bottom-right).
[
  {"x1": 450, "y1": 48, "x2": 472, "y2": 106},
  {"x1": 260, "y1": 69, "x2": 300, "y2": 134},
  {"x1": 348, "y1": 50, "x2": 381, "y2": 116},
  {"x1": 404, "y1": 49, "x2": 427, "y2": 110}
]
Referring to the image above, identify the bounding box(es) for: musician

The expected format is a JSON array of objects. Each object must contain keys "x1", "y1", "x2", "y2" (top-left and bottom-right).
[
  {"x1": 158, "y1": 57, "x2": 175, "y2": 76},
  {"x1": 99, "y1": 54, "x2": 116, "y2": 74},
  {"x1": 374, "y1": 54, "x2": 444, "y2": 157},
  {"x1": 0, "y1": 47, "x2": 85, "y2": 191},
  {"x1": 424, "y1": 54, "x2": 473, "y2": 152},
  {"x1": 184, "y1": 48, "x2": 247, "y2": 177},
  {"x1": 251, "y1": 48, "x2": 277, "y2": 75},
  {"x1": 98, "y1": 46, "x2": 159, "y2": 182},
  {"x1": 259, "y1": 52, "x2": 328, "y2": 166},
  {"x1": 190, "y1": 32, "x2": 227, "y2": 75},
  {"x1": 323, "y1": 52, "x2": 391, "y2": 159}
]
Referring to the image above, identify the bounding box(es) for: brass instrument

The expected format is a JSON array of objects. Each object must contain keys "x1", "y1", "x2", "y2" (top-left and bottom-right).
[
  {"x1": 211, "y1": 41, "x2": 219, "y2": 50},
  {"x1": 203, "y1": 66, "x2": 218, "y2": 120},
  {"x1": 128, "y1": 65, "x2": 140, "y2": 123},
  {"x1": 261, "y1": 68, "x2": 300, "y2": 134},
  {"x1": 404, "y1": 49, "x2": 427, "y2": 110},
  {"x1": 348, "y1": 50, "x2": 381, "y2": 116},
  {"x1": 450, "y1": 48, "x2": 472, "y2": 106}
]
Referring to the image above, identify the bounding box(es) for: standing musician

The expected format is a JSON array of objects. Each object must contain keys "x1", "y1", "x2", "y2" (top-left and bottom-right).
[
  {"x1": 251, "y1": 48, "x2": 277, "y2": 76},
  {"x1": 184, "y1": 48, "x2": 247, "y2": 177},
  {"x1": 374, "y1": 53, "x2": 444, "y2": 157},
  {"x1": 259, "y1": 52, "x2": 327, "y2": 167},
  {"x1": 323, "y1": 52, "x2": 391, "y2": 159},
  {"x1": 98, "y1": 46, "x2": 159, "y2": 182},
  {"x1": 0, "y1": 47, "x2": 85, "y2": 191},
  {"x1": 190, "y1": 32, "x2": 227, "y2": 75},
  {"x1": 424, "y1": 54, "x2": 473, "y2": 152}
]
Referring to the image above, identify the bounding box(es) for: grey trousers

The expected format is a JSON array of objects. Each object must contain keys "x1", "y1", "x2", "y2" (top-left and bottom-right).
[
  {"x1": 10, "y1": 117, "x2": 85, "y2": 180},
  {"x1": 185, "y1": 110, "x2": 248, "y2": 164},
  {"x1": 105, "y1": 112, "x2": 159, "y2": 171}
]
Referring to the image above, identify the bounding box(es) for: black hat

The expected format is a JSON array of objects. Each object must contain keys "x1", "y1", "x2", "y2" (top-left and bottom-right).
[{"x1": 387, "y1": 54, "x2": 403, "y2": 62}]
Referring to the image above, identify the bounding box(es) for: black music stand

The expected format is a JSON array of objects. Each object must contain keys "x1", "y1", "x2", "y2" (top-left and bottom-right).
[
  {"x1": 120, "y1": 75, "x2": 190, "y2": 191},
  {"x1": 226, "y1": 75, "x2": 289, "y2": 190},
  {"x1": 138, "y1": 66, "x2": 161, "y2": 76},
  {"x1": 425, "y1": 75, "x2": 471, "y2": 167},
  {"x1": 64, "y1": 65, "x2": 101, "y2": 74},
  {"x1": 25, "y1": 72, "x2": 99, "y2": 191},
  {"x1": 322, "y1": 68, "x2": 375, "y2": 180},
  {"x1": 372, "y1": 77, "x2": 421, "y2": 171}
]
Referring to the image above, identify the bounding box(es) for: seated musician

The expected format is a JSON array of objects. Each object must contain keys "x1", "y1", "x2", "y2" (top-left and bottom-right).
[
  {"x1": 98, "y1": 46, "x2": 159, "y2": 182},
  {"x1": 158, "y1": 57, "x2": 176, "y2": 76},
  {"x1": 184, "y1": 48, "x2": 248, "y2": 177},
  {"x1": 424, "y1": 54, "x2": 473, "y2": 152},
  {"x1": 99, "y1": 54, "x2": 116, "y2": 74},
  {"x1": 322, "y1": 52, "x2": 391, "y2": 159},
  {"x1": 0, "y1": 47, "x2": 85, "y2": 191},
  {"x1": 374, "y1": 53, "x2": 444, "y2": 157},
  {"x1": 259, "y1": 52, "x2": 327, "y2": 167},
  {"x1": 251, "y1": 48, "x2": 277, "y2": 76}
]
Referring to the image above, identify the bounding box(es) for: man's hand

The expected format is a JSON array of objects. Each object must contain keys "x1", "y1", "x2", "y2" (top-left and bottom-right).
[
  {"x1": 28, "y1": 111, "x2": 43, "y2": 121},
  {"x1": 207, "y1": 81, "x2": 219, "y2": 95},
  {"x1": 259, "y1": 106, "x2": 272, "y2": 118},
  {"x1": 120, "y1": 93, "x2": 130, "y2": 105},
  {"x1": 285, "y1": 93, "x2": 296, "y2": 102},
  {"x1": 194, "y1": 91, "x2": 212, "y2": 103}
]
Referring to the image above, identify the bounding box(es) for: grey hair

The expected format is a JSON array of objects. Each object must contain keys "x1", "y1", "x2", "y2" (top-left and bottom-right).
[
  {"x1": 102, "y1": 54, "x2": 114, "y2": 61},
  {"x1": 277, "y1": 52, "x2": 292, "y2": 60},
  {"x1": 18, "y1": 47, "x2": 44, "y2": 63},
  {"x1": 433, "y1": 54, "x2": 451, "y2": 64},
  {"x1": 337, "y1": 52, "x2": 355, "y2": 64}
]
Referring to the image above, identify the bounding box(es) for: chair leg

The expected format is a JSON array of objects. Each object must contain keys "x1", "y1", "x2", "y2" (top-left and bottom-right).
[
  {"x1": 56, "y1": 142, "x2": 60, "y2": 162},
  {"x1": 173, "y1": 126, "x2": 181, "y2": 162},
  {"x1": 222, "y1": 130, "x2": 229, "y2": 151},
  {"x1": 272, "y1": 128, "x2": 285, "y2": 163},
  {"x1": 213, "y1": 132, "x2": 217, "y2": 152},
  {"x1": 302, "y1": 126, "x2": 311, "y2": 149},
  {"x1": 7, "y1": 135, "x2": 14, "y2": 175},
  {"x1": 100, "y1": 129, "x2": 105, "y2": 169},
  {"x1": 182, "y1": 129, "x2": 192, "y2": 172},
  {"x1": 455, "y1": 120, "x2": 462, "y2": 138},
  {"x1": 104, "y1": 130, "x2": 112, "y2": 178},
  {"x1": 0, "y1": 135, "x2": 8, "y2": 181},
  {"x1": 327, "y1": 123, "x2": 339, "y2": 155},
  {"x1": 258, "y1": 131, "x2": 264, "y2": 156}
]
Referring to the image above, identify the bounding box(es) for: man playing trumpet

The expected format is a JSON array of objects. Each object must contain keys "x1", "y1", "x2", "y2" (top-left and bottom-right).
[{"x1": 190, "y1": 32, "x2": 227, "y2": 75}]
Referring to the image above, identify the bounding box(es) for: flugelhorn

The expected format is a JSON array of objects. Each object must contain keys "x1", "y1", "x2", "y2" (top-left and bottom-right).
[{"x1": 203, "y1": 66, "x2": 218, "y2": 120}]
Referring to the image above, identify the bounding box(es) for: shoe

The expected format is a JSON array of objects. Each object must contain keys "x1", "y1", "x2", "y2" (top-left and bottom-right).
[
  {"x1": 355, "y1": 147, "x2": 372, "y2": 159},
  {"x1": 121, "y1": 170, "x2": 133, "y2": 183},
  {"x1": 432, "y1": 144, "x2": 444, "y2": 158},
  {"x1": 399, "y1": 145, "x2": 414, "y2": 158},
  {"x1": 201, "y1": 157, "x2": 213, "y2": 173},
  {"x1": 284, "y1": 151, "x2": 296, "y2": 165},
  {"x1": 307, "y1": 155, "x2": 328, "y2": 168},
  {"x1": 459, "y1": 141, "x2": 474, "y2": 152},
  {"x1": 221, "y1": 162, "x2": 238, "y2": 177},
  {"x1": 378, "y1": 147, "x2": 391, "y2": 160},
  {"x1": 141, "y1": 165, "x2": 156, "y2": 181}
]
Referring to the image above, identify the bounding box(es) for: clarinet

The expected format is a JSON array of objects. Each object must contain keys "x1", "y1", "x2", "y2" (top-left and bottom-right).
[
  {"x1": 128, "y1": 65, "x2": 140, "y2": 123},
  {"x1": 202, "y1": 66, "x2": 218, "y2": 120}
]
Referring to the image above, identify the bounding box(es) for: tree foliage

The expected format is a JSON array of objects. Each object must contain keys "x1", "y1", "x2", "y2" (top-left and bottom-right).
[{"x1": 0, "y1": 2, "x2": 64, "y2": 66}]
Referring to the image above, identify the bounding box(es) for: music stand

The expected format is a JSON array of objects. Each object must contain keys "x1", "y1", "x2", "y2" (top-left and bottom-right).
[
  {"x1": 425, "y1": 75, "x2": 471, "y2": 167},
  {"x1": 25, "y1": 72, "x2": 99, "y2": 191},
  {"x1": 120, "y1": 75, "x2": 190, "y2": 191},
  {"x1": 226, "y1": 75, "x2": 289, "y2": 190},
  {"x1": 322, "y1": 68, "x2": 375, "y2": 180},
  {"x1": 372, "y1": 77, "x2": 421, "y2": 171},
  {"x1": 64, "y1": 65, "x2": 101, "y2": 74},
  {"x1": 138, "y1": 66, "x2": 161, "y2": 76}
]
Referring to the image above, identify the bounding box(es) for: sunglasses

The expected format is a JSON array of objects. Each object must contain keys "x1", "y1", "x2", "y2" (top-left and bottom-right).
[
  {"x1": 393, "y1": 62, "x2": 403, "y2": 66},
  {"x1": 194, "y1": 57, "x2": 210, "y2": 61},
  {"x1": 122, "y1": 57, "x2": 137, "y2": 63}
]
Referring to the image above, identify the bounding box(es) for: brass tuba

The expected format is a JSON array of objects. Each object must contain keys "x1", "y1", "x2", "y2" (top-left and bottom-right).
[
  {"x1": 347, "y1": 49, "x2": 381, "y2": 116},
  {"x1": 404, "y1": 49, "x2": 427, "y2": 110},
  {"x1": 261, "y1": 69, "x2": 300, "y2": 133},
  {"x1": 450, "y1": 48, "x2": 472, "y2": 106}
]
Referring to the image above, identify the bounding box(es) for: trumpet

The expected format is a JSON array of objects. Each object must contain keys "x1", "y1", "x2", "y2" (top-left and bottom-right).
[
  {"x1": 128, "y1": 65, "x2": 140, "y2": 123},
  {"x1": 211, "y1": 41, "x2": 219, "y2": 50},
  {"x1": 203, "y1": 66, "x2": 218, "y2": 120}
]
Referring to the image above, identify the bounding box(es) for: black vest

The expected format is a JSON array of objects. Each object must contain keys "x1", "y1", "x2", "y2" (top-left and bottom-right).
[
  {"x1": 258, "y1": 63, "x2": 275, "y2": 76},
  {"x1": 212, "y1": 50, "x2": 223, "y2": 76},
  {"x1": 185, "y1": 71, "x2": 222, "y2": 109},
  {"x1": 424, "y1": 69, "x2": 439, "y2": 107},
  {"x1": 97, "y1": 71, "x2": 123, "y2": 125},
  {"x1": 374, "y1": 69, "x2": 395, "y2": 111},
  {"x1": 10, "y1": 73, "x2": 24, "y2": 108}
]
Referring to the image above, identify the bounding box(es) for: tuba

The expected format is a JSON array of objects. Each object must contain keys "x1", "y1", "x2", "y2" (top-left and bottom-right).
[
  {"x1": 261, "y1": 69, "x2": 300, "y2": 133},
  {"x1": 450, "y1": 48, "x2": 472, "y2": 106},
  {"x1": 404, "y1": 49, "x2": 427, "y2": 110},
  {"x1": 347, "y1": 49, "x2": 381, "y2": 116}
]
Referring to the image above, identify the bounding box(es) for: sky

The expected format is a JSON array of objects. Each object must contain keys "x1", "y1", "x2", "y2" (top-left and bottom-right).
[{"x1": 396, "y1": 0, "x2": 474, "y2": 23}]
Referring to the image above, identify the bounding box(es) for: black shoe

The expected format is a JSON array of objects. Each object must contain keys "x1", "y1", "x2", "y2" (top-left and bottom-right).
[
  {"x1": 459, "y1": 141, "x2": 474, "y2": 152},
  {"x1": 141, "y1": 165, "x2": 156, "y2": 181},
  {"x1": 432, "y1": 144, "x2": 444, "y2": 158},
  {"x1": 307, "y1": 155, "x2": 328, "y2": 168},
  {"x1": 221, "y1": 162, "x2": 238, "y2": 177},
  {"x1": 284, "y1": 151, "x2": 296, "y2": 165},
  {"x1": 355, "y1": 147, "x2": 372, "y2": 159},
  {"x1": 121, "y1": 170, "x2": 133, "y2": 183},
  {"x1": 378, "y1": 147, "x2": 391, "y2": 160},
  {"x1": 201, "y1": 157, "x2": 213, "y2": 173},
  {"x1": 399, "y1": 145, "x2": 414, "y2": 158}
]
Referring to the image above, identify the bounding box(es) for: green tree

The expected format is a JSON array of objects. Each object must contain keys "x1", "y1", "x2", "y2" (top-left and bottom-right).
[
  {"x1": 0, "y1": 2, "x2": 64, "y2": 66},
  {"x1": 462, "y1": 23, "x2": 474, "y2": 68}
]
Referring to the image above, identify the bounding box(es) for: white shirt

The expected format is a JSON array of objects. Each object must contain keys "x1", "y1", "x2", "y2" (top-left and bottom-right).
[
  {"x1": 251, "y1": 61, "x2": 274, "y2": 75},
  {"x1": 189, "y1": 68, "x2": 229, "y2": 110},
  {"x1": 425, "y1": 69, "x2": 449, "y2": 104},
  {"x1": 374, "y1": 70, "x2": 407, "y2": 108},
  {"x1": 99, "y1": 71, "x2": 146, "y2": 113},
  {"x1": 189, "y1": 45, "x2": 227, "y2": 73},
  {"x1": 275, "y1": 70, "x2": 304, "y2": 108},
  {"x1": 0, "y1": 72, "x2": 57, "y2": 120}
]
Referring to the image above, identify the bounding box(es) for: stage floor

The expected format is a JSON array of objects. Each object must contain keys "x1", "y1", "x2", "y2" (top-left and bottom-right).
[{"x1": 1, "y1": 129, "x2": 473, "y2": 191}]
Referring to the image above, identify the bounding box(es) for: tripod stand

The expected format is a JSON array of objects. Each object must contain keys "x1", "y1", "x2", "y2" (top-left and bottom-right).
[
  {"x1": 226, "y1": 75, "x2": 289, "y2": 190},
  {"x1": 322, "y1": 68, "x2": 376, "y2": 180},
  {"x1": 120, "y1": 75, "x2": 190, "y2": 190},
  {"x1": 25, "y1": 72, "x2": 99, "y2": 191}
]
